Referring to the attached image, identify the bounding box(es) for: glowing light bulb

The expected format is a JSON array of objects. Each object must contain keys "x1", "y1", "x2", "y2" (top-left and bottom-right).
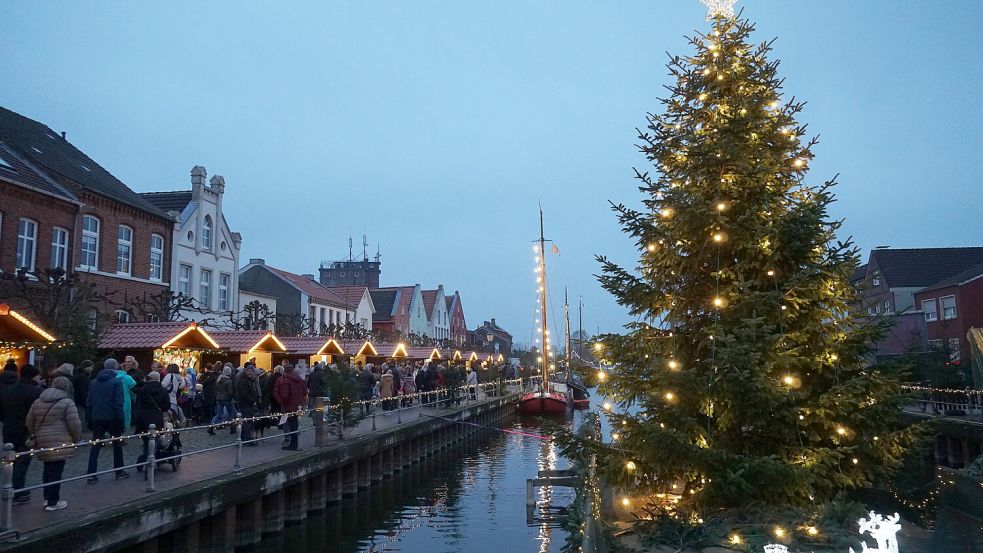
[
  {"x1": 836, "y1": 426, "x2": 847, "y2": 436},
  {"x1": 664, "y1": 391, "x2": 675, "y2": 401},
  {"x1": 712, "y1": 233, "x2": 723, "y2": 242},
  {"x1": 793, "y1": 158, "x2": 805, "y2": 168},
  {"x1": 647, "y1": 243, "x2": 657, "y2": 252},
  {"x1": 807, "y1": 526, "x2": 819, "y2": 536},
  {"x1": 783, "y1": 375, "x2": 794, "y2": 386},
  {"x1": 713, "y1": 297, "x2": 724, "y2": 307},
  {"x1": 716, "y1": 202, "x2": 726, "y2": 211},
  {"x1": 621, "y1": 497, "x2": 630, "y2": 506},
  {"x1": 596, "y1": 370, "x2": 606, "y2": 381},
  {"x1": 852, "y1": 458, "x2": 859, "y2": 465},
  {"x1": 829, "y1": 353, "x2": 838, "y2": 361},
  {"x1": 611, "y1": 432, "x2": 620, "y2": 441},
  {"x1": 767, "y1": 269, "x2": 775, "y2": 276},
  {"x1": 668, "y1": 359, "x2": 679, "y2": 370},
  {"x1": 774, "y1": 526, "x2": 786, "y2": 539},
  {"x1": 626, "y1": 461, "x2": 636, "y2": 471},
  {"x1": 660, "y1": 208, "x2": 673, "y2": 218},
  {"x1": 728, "y1": 534, "x2": 742, "y2": 545},
  {"x1": 603, "y1": 402, "x2": 612, "y2": 411},
  {"x1": 698, "y1": 93, "x2": 708, "y2": 101}
]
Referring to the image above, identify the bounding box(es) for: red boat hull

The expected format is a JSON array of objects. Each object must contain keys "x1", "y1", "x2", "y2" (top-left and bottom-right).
[{"x1": 518, "y1": 392, "x2": 569, "y2": 415}]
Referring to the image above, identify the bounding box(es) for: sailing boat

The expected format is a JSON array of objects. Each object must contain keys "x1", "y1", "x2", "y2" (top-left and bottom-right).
[
  {"x1": 518, "y1": 208, "x2": 571, "y2": 415},
  {"x1": 565, "y1": 290, "x2": 591, "y2": 409}
]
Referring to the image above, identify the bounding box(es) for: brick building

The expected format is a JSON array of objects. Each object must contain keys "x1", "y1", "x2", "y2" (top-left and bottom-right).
[
  {"x1": 913, "y1": 263, "x2": 983, "y2": 364},
  {"x1": 445, "y1": 290, "x2": 467, "y2": 346},
  {"x1": 0, "y1": 106, "x2": 176, "y2": 321}
]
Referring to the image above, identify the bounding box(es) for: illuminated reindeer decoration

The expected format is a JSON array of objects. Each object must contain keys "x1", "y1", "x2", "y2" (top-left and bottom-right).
[{"x1": 849, "y1": 511, "x2": 901, "y2": 553}]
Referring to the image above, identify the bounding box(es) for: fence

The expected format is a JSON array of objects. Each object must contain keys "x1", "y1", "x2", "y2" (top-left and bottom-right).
[
  {"x1": 0, "y1": 376, "x2": 541, "y2": 538},
  {"x1": 902, "y1": 385, "x2": 983, "y2": 418}
]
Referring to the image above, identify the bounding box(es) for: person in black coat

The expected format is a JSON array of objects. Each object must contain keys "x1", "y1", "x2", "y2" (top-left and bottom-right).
[
  {"x1": 235, "y1": 367, "x2": 262, "y2": 444},
  {"x1": 135, "y1": 372, "x2": 170, "y2": 465},
  {"x1": 0, "y1": 364, "x2": 42, "y2": 503}
]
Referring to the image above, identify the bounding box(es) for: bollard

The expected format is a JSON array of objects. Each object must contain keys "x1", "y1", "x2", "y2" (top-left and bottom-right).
[
  {"x1": 0, "y1": 444, "x2": 14, "y2": 533},
  {"x1": 396, "y1": 401, "x2": 402, "y2": 424},
  {"x1": 234, "y1": 413, "x2": 244, "y2": 472},
  {"x1": 145, "y1": 424, "x2": 157, "y2": 492},
  {"x1": 314, "y1": 397, "x2": 328, "y2": 447}
]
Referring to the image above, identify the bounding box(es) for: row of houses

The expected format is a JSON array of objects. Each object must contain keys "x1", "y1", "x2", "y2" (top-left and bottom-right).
[
  {"x1": 0, "y1": 106, "x2": 512, "y2": 356},
  {"x1": 854, "y1": 247, "x2": 983, "y2": 365}
]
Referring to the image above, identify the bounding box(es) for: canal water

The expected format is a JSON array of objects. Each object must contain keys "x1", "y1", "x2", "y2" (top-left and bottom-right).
[{"x1": 264, "y1": 398, "x2": 605, "y2": 553}]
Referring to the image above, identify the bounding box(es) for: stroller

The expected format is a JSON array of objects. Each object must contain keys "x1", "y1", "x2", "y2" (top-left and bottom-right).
[{"x1": 153, "y1": 408, "x2": 184, "y2": 471}]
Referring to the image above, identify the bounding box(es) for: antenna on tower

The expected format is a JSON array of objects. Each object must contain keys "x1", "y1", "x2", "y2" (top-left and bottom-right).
[
  {"x1": 362, "y1": 234, "x2": 368, "y2": 262},
  {"x1": 375, "y1": 243, "x2": 381, "y2": 263},
  {"x1": 348, "y1": 236, "x2": 353, "y2": 262}
]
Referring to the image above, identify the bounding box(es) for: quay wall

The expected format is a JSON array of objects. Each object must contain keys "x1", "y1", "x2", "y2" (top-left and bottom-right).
[{"x1": 5, "y1": 394, "x2": 517, "y2": 553}]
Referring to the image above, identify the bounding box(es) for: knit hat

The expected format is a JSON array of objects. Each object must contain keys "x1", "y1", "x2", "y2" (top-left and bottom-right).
[
  {"x1": 147, "y1": 371, "x2": 161, "y2": 382},
  {"x1": 284, "y1": 365, "x2": 295, "y2": 373},
  {"x1": 55, "y1": 363, "x2": 74, "y2": 377},
  {"x1": 51, "y1": 376, "x2": 72, "y2": 393},
  {"x1": 222, "y1": 366, "x2": 232, "y2": 376},
  {"x1": 20, "y1": 364, "x2": 39, "y2": 381},
  {"x1": 104, "y1": 358, "x2": 120, "y2": 371},
  {"x1": 79, "y1": 360, "x2": 94, "y2": 372}
]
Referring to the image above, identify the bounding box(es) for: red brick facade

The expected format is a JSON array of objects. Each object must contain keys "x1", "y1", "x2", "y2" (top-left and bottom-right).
[
  {"x1": 914, "y1": 277, "x2": 983, "y2": 363},
  {"x1": 0, "y1": 180, "x2": 77, "y2": 274}
]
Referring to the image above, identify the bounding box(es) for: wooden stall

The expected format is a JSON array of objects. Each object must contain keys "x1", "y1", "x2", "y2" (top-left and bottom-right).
[
  {"x1": 0, "y1": 303, "x2": 57, "y2": 368},
  {"x1": 211, "y1": 330, "x2": 287, "y2": 371},
  {"x1": 342, "y1": 340, "x2": 378, "y2": 367},
  {"x1": 279, "y1": 336, "x2": 346, "y2": 368},
  {"x1": 99, "y1": 321, "x2": 221, "y2": 372},
  {"x1": 407, "y1": 346, "x2": 442, "y2": 362}
]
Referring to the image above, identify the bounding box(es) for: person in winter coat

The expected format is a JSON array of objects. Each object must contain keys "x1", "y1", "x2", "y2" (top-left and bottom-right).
[
  {"x1": 199, "y1": 364, "x2": 219, "y2": 423},
  {"x1": 73, "y1": 361, "x2": 93, "y2": 423},
  {"x1": 53, "y1": 364, "x2": 75, "y2": 399},
  {"x1": 265, "y1": 365, "x2": 284, "y2": 414},
  {"x1": 466, "y1": 366, "x2": 479, "y2": 400},
  {"x1": 104, "y1": 358, "x2": 135, "y2": 430},
  {"x1": 25, "y1": 376, "x2": 82, "y2": 511},
  {"x1": 0, "y1": 364, "x2": 42, "y2": 504},
  {"x1": 161, "y1": 364, "x2": 185, "y2": 410},
  {"x1": 236, "y1": 367, "x2": 262, "y2": 444},
  {"x1": 379, "y1": 370, "x2": 395, "y2": 411},
  {"x1": 306, "y1": 363, "x2": 324, "y2": 409},
  {"x1": 401, "y1": 371, "x2": 416, "y2": 407},
  {"x1": 273, "y1": 366, "x2": 307, "y2": 450},
  {"x1": 134, "y1": 372, "x2": 170, "y2": 465},
  {"x1": 86, "y1": 366, "x2": 127, "y2": 482},
  {"x1": 208, "y1": 366, "x2": 236, "y2": 435},
  {"x1": 359, "y1": 364, "x2": 376, "y2": 414}
]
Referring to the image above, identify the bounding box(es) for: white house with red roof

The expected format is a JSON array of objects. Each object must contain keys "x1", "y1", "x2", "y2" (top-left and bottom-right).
[
  {"x1": 421, "y1": 285, "x2": 450, "y2": 340},
  {"x1": 238, "y1": 258, "x2": 370, "y2": 335},
  {"x1": 325, "y1": 285, "x2": 375, "y2": 330}
]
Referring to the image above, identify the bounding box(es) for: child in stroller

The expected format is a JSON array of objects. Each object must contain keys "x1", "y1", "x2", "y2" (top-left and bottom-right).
[{"x1": 151, "y1": 407, "x2": 185, "y2": 471}]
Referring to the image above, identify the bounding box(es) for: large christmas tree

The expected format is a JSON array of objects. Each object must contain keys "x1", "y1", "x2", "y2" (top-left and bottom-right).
[{"x1": 591, "y1": 5, "x2": 923, "y2": 540}]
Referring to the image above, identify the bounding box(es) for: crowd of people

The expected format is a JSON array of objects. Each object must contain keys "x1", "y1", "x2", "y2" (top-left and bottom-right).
[{"x1": 0, "y1": 354, "x2": 518, "y2": 514}]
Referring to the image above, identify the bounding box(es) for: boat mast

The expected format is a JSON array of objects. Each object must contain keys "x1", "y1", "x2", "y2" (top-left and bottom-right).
[
  {"x1": 564, "y1": 288, "x2": 571, "y2": 372},
  {"x1": 539, "y1": 207, "x2": 550, "y2": 394}
]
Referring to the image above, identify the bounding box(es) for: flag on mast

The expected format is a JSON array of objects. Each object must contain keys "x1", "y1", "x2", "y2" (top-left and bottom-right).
[{"x1": 551, "y1": 244, "x2": 560, "y2": 256}]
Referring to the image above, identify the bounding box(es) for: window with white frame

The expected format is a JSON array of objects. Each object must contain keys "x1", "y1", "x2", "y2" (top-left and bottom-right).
[
  {"x1": 15, "y1": 218, "x2": 37, "y2": 271},
  {"x1": 201, "y1": 215, "x2": 212, "y2": 250},
  {"x1": 922, "y1": 299, "x2": 938, "y2": 322},
  {"x1": 871, "y1": 271, "x2": 880, "y2": 286},
  {"x1": 867, "y1": 305, "x2": 876, "y2": 316},
  {"x1": 218, "y1": 273, "x2": 230, "y2": 310},
  {"x1": 199, "y1": 269, "x2": 212, "y2": 309},
  {"x1": 117, "y1": 225, "x2": 132, "y2": 275},
  {"x1": 882, "y1": 300, "x2": 893, "y2": 314},
  {"x1": 81, "y1": 215, "x2": 100, "y2": 270},
  {"x1": 150, "y1": 234, "x2": 164, "y2": 281},
  {"x1": 50, "y1": 227, "x2": 68, "y2": 270},
  {"x1": 115, "y1": 310, "x2": 131, "y2": 324},
  {"x1": 941, "y1": 295, "x2": 957, "y2": 320},
  {"x1": 179, "y1": 264, "x2": 192, "y2": 296}
]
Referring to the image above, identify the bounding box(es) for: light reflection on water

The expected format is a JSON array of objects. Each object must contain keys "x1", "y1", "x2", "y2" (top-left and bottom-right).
[{"x1": 268, "y1": 410, "x2": 592, "y2": 553}]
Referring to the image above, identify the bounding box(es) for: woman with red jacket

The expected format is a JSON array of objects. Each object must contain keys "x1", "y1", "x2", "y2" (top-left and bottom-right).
[{"x1": 273, "y1": 366, "x2": 307, "y2": 451}]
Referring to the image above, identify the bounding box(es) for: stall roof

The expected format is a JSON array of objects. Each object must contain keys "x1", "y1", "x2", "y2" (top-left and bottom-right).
[
  {"x1": 99, "y1": 322, "x2": 219, "y2": 350},
  {"x1": 342, "y1": 340, "x2": 378, "y2": 357},
  {"x1": 0, "y1": 304, "x2": 56, "y2": 345},
  {"x1": 212, "y1": 330, "x2": 287, "y2": 353},
  {"x1": 389, "y1": 343, "x2": 409, "y2": 358},
  {"x1": 464, "y1": 351, "x2": 479, "y2": 362},
  {"x1": 407, "y1": 346, "x2": 442, "y2": 360},
  {"x1": 281, "y1": 336, "x2": 345, "y2": 356}
]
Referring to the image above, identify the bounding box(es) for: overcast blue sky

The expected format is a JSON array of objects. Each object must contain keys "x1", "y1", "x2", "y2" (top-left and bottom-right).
[{"x1": 2, "y1": 1, "x2": 981, "y2": 346}]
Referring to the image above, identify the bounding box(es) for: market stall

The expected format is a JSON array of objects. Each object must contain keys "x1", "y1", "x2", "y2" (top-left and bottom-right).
[
  {"x1": 279, "y1": 336, "x2": 346, "y2": 368},
  {"x1": 210, "y1": 330, "x2": 287, "y2": 371},
  {"x1": 342, "y1": 340, "x2": 378, "y2": 366},
  {"x1": 407, "y1": 346, "x2": 442, "y2": 362},
  {"x1": 99, "y1": 321, "x2": 222, "y2": 373},
  {"x1": 0, "y1": 303, "x2": 57, "y2": 368}
]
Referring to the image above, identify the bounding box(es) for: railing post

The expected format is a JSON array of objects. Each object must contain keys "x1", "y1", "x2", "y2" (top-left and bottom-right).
[
  {"x1": 0, "y1": 444, "x2": 14, "y2": 533},
  {"x1": 396, "y1": 400, "x2": 402, "y2": 424},
  {"x1": 234, "y1": 413, "x2": 244, "y2": 472},
  {"x1": 339, "y1": 406, "x2": 345, "y2": 441},
  {"x1": 145, "y1": 424, "x2": 157, "y2": 492},
  {"x1": 314, "y1": 397, "x2": 328, "y2": 447},
  {"x1": 372, "y1": 409, "x2": 377, "y2": 432}
]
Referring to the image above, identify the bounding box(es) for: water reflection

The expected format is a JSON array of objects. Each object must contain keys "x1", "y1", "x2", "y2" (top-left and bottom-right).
[{"x1": 269, "y1": 413, "x2": 582, "y2": 553}]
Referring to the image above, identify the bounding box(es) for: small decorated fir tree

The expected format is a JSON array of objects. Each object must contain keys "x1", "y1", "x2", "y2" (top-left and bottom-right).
[{"x1": 589, "y1": 6, "x2": 924, "y2": 540}]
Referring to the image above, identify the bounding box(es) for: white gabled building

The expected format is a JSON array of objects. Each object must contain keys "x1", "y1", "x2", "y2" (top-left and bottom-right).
[
  {"x1": 422, "y1": 285, "x2": 450, "y2": 340},
  {"x1": 140, "y1": 165, "x2": 242, "y2": 326}
]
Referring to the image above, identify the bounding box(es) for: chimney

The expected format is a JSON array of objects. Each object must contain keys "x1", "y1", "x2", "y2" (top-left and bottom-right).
[
  {"x1": 302, "y1": 273, "x2": 316, "y2": 281},
  {"x1": 61, "y1": 131, "x2": 66, "y2": 140},
  {"x1": 491, "y1": 318, "x2": 496, "y2": 327},
  {"x1": 249, "y1": 258, "x2": 265, "y2": 266},
  {"x1": 209, "y1": 175, "x2": 225, "y2": 193}
]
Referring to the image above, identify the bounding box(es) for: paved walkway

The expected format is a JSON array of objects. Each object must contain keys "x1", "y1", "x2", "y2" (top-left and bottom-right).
[{"x1": 7, "y1": 388, "x2": 516, "y2": 540}]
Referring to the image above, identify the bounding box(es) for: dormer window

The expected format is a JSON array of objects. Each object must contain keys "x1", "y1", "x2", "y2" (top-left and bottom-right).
[
  {"x1": 202, "y1": 216, "x2": 212, "y2": 250},
  {"x1": 871, "y1": 271, "x2": 880, "y2": 287}
]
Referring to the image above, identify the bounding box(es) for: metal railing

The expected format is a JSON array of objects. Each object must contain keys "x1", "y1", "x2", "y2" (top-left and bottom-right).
[
  {"x1": 902, "y1": 385, "x2": 983, "y2": 418},
  {"x1": 0, "y1": 376, "x2": 540, "y2": 536}
]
